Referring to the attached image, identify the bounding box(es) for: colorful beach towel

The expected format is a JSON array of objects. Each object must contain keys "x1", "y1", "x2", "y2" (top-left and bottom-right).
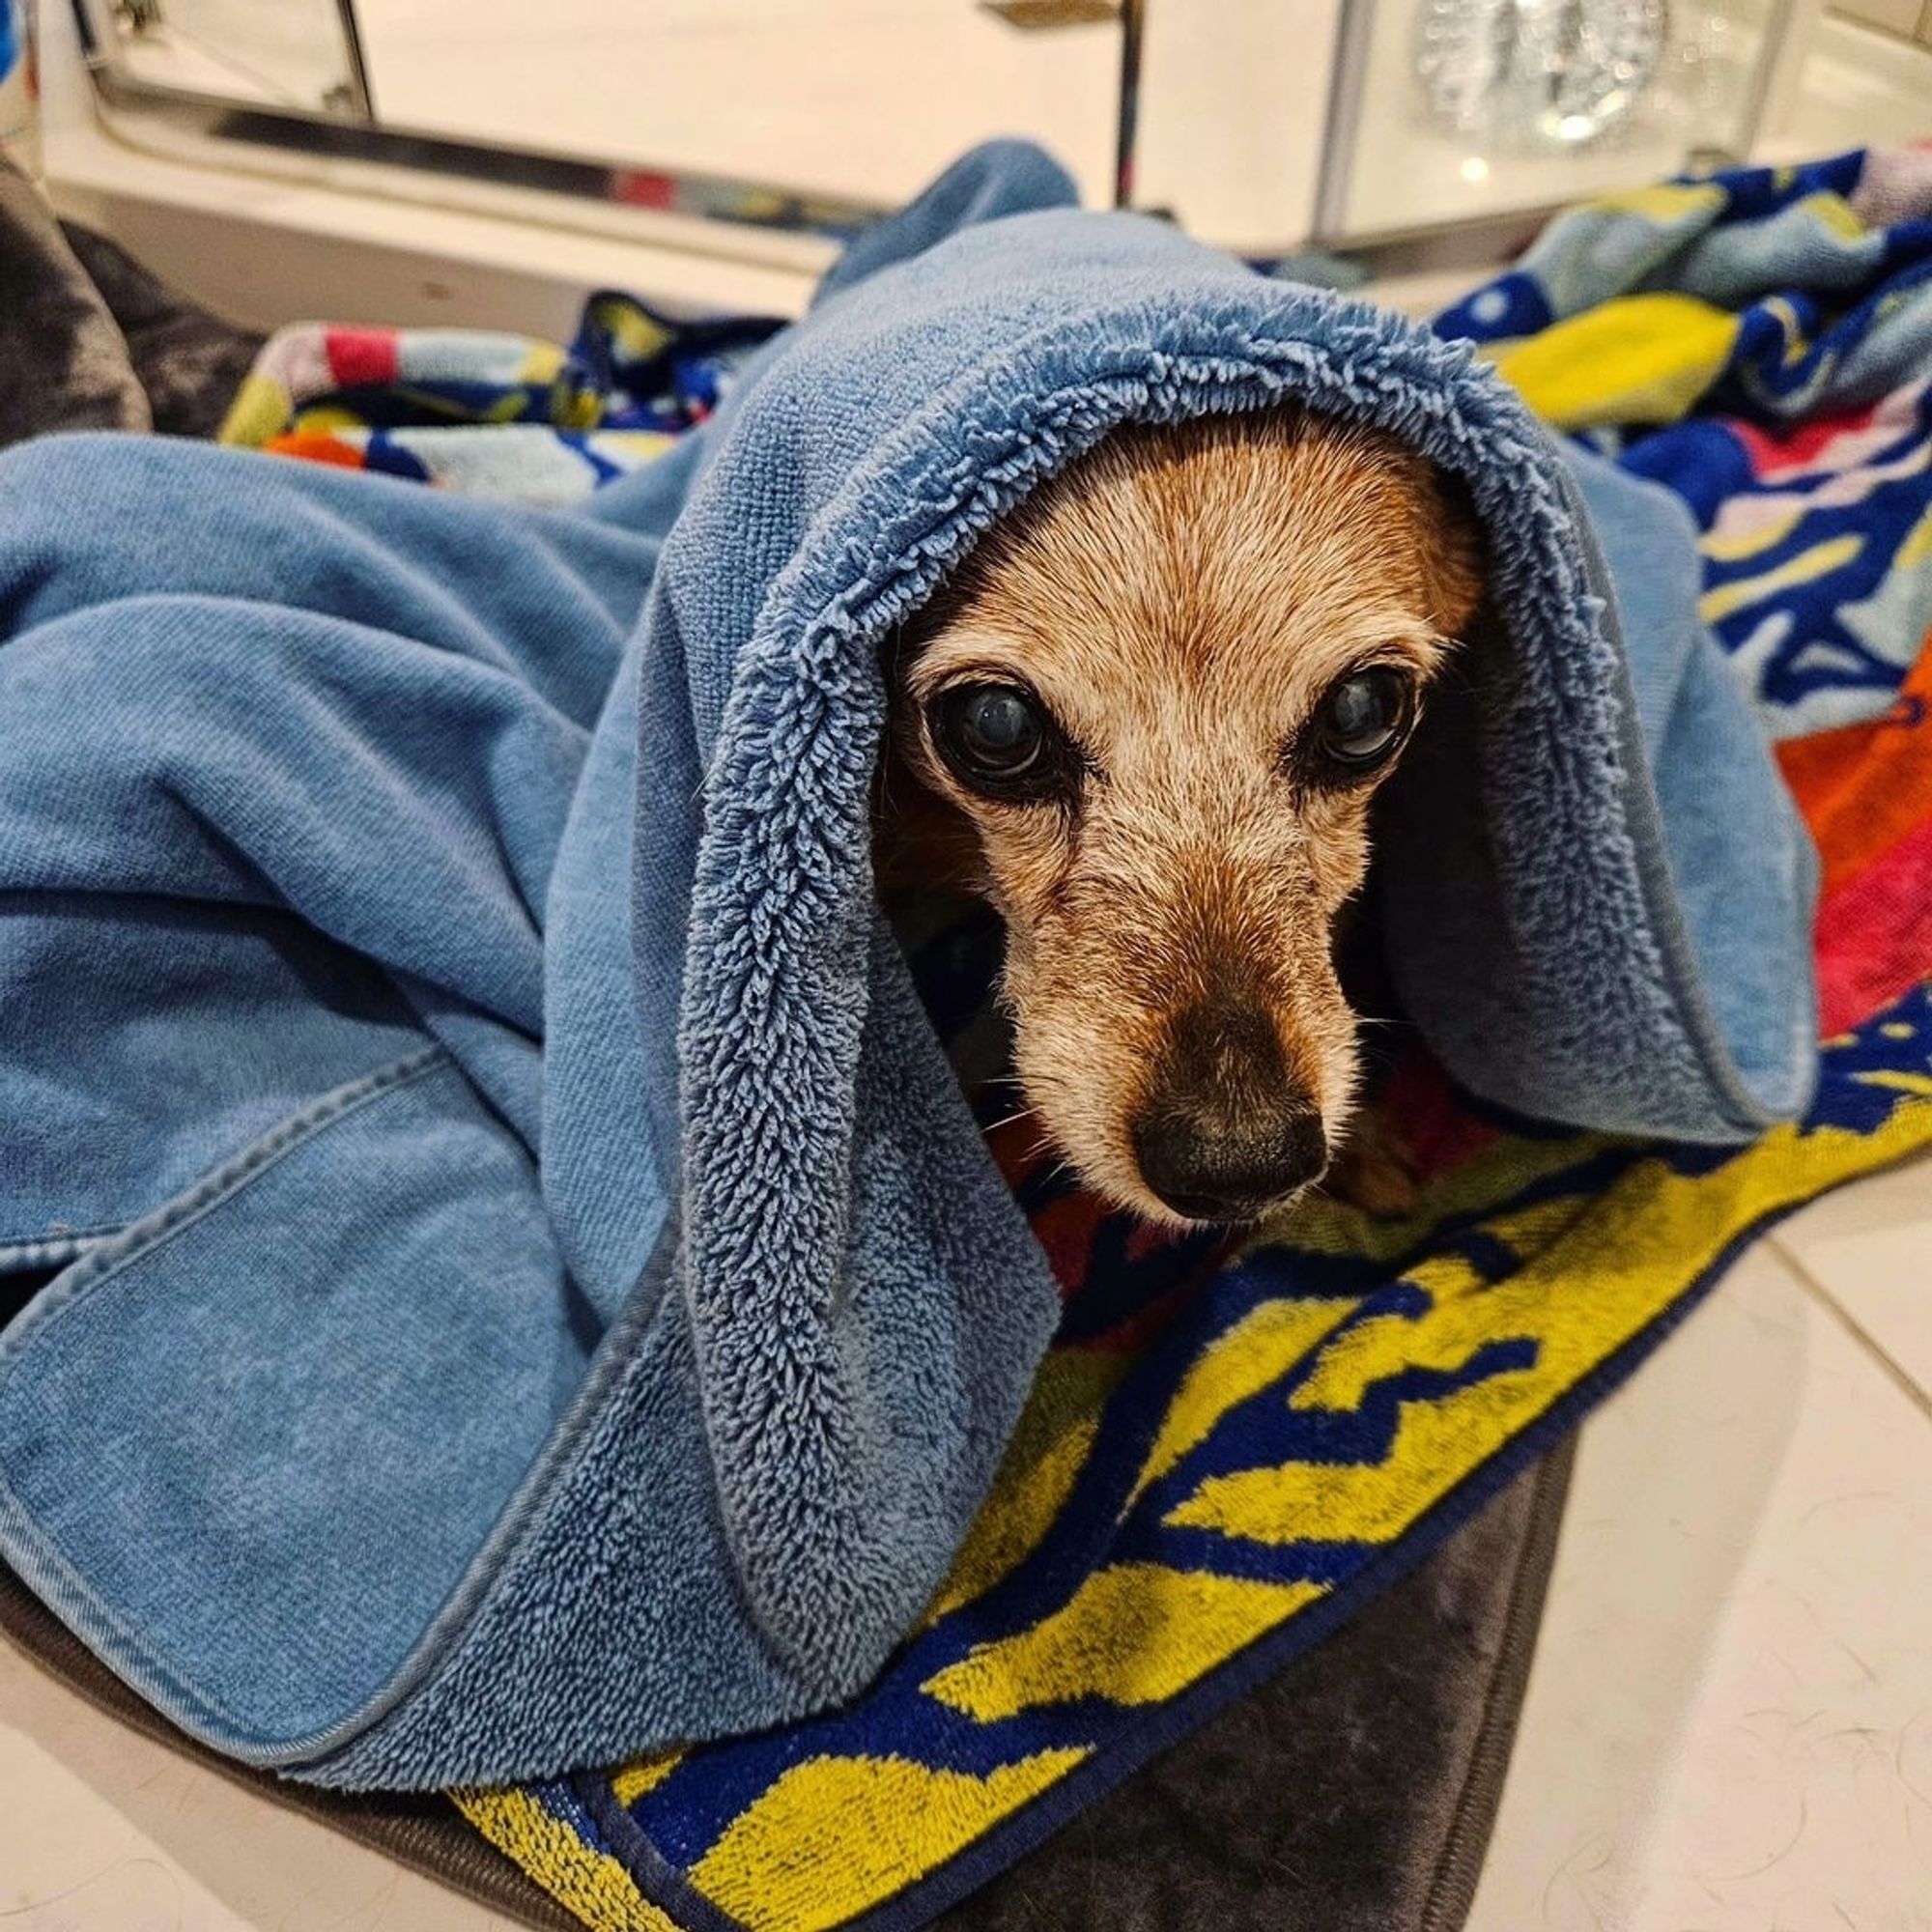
[
  {"x1": 217, "y1": 295, "x2": 781, "y2": 502},
  {"x1": 1438, "y1": 145, "x2": 1932, "y2": 744},
  {"x1": 439, "y1": 150, "x2": 1932, "y2": 1931}
]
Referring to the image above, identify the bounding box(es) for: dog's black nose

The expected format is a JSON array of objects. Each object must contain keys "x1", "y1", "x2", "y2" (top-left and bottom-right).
[
  {"x1": 1132, "y1": 995, "x2": 1327, "y2": 1222},
  {"x1": 1133, "y1": 1105, "x2": 1327, "y2": 1223}
]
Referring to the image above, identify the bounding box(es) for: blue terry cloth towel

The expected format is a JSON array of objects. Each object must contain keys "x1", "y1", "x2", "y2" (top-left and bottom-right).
[{"x1": 0, "y1": 142, "x2": 1816, "y2": 1790}]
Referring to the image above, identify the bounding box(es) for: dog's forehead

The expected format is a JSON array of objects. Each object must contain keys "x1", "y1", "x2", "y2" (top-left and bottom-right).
[{"x1": 963, "y1": 428, "x2": 1436, "y2": 639}]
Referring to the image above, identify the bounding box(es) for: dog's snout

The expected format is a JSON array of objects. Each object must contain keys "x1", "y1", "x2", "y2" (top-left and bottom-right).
[
  {"x1": 1133, "y1": 1106, "x2": 1326, "y2": 1223},
  {"x1": 1131, "y1": 996, "x2": 1328, "y2": 1222}
]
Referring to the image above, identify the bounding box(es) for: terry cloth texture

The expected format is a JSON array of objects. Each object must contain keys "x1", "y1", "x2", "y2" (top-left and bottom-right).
[
  {"x1": 0, "y1": 192, "x2": 1597, "y2": 1932},
  {"x1": 456, "y1": 149, "x2": 1932, "y2": 1932},
  {"x1": 0, "y1": 139, "x2": 1818, "y2": 1794},
  {"x1": 216, "y1": 298, "x2": 782, "y2": 502},
  {"x1": 464, "y1": 1009, "x2": 1929, "y2": 1932}
]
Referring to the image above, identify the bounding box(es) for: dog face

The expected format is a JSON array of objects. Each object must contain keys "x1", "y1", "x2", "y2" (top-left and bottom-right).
[{"x1": 880, "y1": 409, "x2": 1483, "y2": 1226}]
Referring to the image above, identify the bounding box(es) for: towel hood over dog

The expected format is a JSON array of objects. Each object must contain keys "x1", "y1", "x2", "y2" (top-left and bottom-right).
[{"x1": 0, "y1": 144, "x2": 1816, "y2": 1788}]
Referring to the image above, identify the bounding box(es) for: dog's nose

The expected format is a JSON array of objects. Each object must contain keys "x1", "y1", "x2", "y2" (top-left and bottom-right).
[
  {"x1": 1132, "y1": 1105, "x2": 1327, "y2": 1223},
  {"x1": 1131, "y1": 995, "x2": 1327, "y2": 1222}
]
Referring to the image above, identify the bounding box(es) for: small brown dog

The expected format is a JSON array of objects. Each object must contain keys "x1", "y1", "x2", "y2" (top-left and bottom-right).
[{"x1": 875, "y1": 407, "x2": 1483, "y2": 1226}]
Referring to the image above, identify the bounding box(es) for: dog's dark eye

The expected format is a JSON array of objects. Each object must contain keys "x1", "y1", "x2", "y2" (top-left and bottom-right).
[
  {"x1": 931, "y1": 682, "x2": 1075, "y2": 802},
  {"x1": 1310, "y1": 668, "x2": 1414, "y2": 776}
]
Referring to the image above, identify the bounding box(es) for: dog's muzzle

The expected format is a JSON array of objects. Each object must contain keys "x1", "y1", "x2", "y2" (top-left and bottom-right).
[{"x1": 1130, "y1": 994, "x2": 1328, "y2": 1222}]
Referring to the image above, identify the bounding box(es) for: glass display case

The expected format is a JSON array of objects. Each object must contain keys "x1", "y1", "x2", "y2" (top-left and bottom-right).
[
  {"x1": 97, "y1": 0, "x2": 370, "y2": 118},
  {"x1": 1318, "y1": 0, "x2": 1801, "y2": 242},
  {"x1": 69, "y1": 0, "x2": 1817, "y2": 257}
]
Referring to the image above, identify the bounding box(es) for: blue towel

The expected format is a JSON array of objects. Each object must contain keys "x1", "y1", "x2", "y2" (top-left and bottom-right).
[{"x1": 0, "y1": 143, "x2": 1815, "y2": 1789}]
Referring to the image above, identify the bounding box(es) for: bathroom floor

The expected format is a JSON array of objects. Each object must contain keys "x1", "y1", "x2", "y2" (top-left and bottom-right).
[
  {"x1": 1469, "y1": 1153, "x2": 1932, "y2": 1932},
  {"x1": 4, "y1": 1148, "x2": 1929, "y2": 1930}
]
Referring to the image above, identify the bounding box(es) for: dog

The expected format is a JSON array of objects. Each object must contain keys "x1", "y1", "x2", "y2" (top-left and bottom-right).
[{"x1": 873, "y1": 406, "x2": 1484, "y2": 1227}]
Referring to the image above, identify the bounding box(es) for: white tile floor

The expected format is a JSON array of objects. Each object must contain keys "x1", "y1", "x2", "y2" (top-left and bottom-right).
[
  {"x1": 0, "y1": 1661, "x2": 507, "y2": 1931},
  {"x1": 4, "y1": 1151, "x2": 1928, "y2": 1930},
  {"x1": 1469, "y1": 1166, "x2": 1932, "y2": 1932}
]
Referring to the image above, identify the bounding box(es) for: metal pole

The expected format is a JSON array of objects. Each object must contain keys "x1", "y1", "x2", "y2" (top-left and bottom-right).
[
  {"x1": 1114, "y1": 0, "x2": 1144, "y2": 209},
  {"x1": 332, "y1": 0, "x2": 377, "y2": 121}
]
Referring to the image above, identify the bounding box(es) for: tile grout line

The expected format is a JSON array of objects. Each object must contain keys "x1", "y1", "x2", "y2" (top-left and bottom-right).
[{"x1": 1768, "y1": 1233, "x2": 1932, "y2": 1426}]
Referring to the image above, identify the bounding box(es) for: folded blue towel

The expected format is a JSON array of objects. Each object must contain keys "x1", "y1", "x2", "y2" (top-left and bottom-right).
[{"x1": 0, "y1": 143, "x2": 1815, "y2": 1789}]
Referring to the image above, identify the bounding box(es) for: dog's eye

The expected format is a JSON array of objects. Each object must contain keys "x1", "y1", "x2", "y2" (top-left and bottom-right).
[
  {"x1": 1310, "y1": 668, "x2": 1413, "y2": 776},
  {"x1": 931, "y1": 682, "x2": 1072, "y2": 801}
]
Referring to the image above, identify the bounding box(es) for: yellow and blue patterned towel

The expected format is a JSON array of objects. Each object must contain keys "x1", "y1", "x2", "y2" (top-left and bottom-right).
[{"x1": 449, "y1": 147, "x2": 1932, "y2": 1932}]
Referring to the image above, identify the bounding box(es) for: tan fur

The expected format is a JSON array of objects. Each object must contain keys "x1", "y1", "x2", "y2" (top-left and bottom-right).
[{"x1": 875, "y1": 408, "x2": 1483, "y2": 1224}]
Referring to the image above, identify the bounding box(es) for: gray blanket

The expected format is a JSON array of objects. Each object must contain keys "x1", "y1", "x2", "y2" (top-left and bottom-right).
[{"x1": 0, "y1": 164, "x2": 258, "y2": 442}]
